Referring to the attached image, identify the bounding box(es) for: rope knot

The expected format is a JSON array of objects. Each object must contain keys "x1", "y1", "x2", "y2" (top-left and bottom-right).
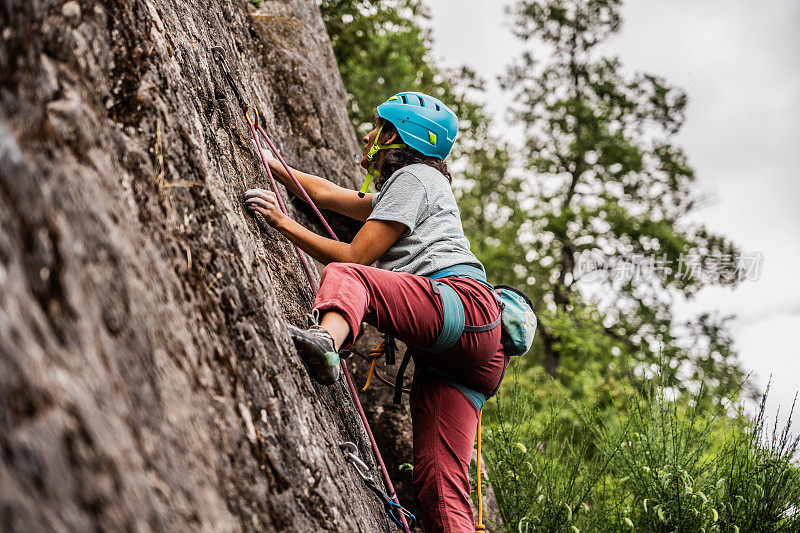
[
  {"x1": 362, "y1": 342, "x2": 386, "y2": 391},
  {"x1": 369, "y1": 342, "x2": 386, "y2": 360}
]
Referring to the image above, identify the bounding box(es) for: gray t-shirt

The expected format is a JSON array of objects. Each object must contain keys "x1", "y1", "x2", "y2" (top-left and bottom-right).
[{"x1": 367, "y1": 163, "x2": 484, "y2": 277}]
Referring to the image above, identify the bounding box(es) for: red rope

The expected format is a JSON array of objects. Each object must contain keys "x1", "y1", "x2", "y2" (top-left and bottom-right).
[
  {"x1": 249, "y1": 109, "x2": 411, "y2": 533},
  {"x1": 255, "y1": 123, "x2": 338, "y2": 240},
  {"x1": 249, "y1": 121, "x2": 318, "y2": 289}
]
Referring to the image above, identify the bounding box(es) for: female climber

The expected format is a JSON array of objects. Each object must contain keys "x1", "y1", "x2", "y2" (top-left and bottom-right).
[{"x1": 243, "y1": 92, "x2": 507, "y2": 532}]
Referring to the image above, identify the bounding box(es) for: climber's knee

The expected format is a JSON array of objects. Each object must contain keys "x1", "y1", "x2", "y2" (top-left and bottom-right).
[
  {"x1": 314, "y1": 263, "x2": 371, "y2": 347},
  {"x1": 320, "y1": 261, "x2": 358, "y2": 282}
]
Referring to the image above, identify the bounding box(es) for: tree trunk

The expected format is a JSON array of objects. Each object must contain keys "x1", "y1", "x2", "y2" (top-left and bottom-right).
[{"x1": 540, "y1": 326, "x2": 560, "y2": 378}]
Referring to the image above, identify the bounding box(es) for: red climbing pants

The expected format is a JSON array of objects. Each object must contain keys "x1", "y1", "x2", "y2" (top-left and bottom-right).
[{"x1": 313, "y1": 262, "x2": 506, "y2": 533}]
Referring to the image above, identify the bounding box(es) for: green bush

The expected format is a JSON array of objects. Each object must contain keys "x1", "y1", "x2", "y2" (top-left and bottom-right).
[
  {"x1": 482, "y1": 368, "x2": 618, "y2": 532},
  {"x1": 483, "y1": 364, "x2": 800, "y2": 532}
]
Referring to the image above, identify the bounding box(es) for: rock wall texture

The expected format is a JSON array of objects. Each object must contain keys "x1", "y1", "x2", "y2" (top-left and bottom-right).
[{"x1": 0, "y1": 0, "x2": 406, "y2": 530}]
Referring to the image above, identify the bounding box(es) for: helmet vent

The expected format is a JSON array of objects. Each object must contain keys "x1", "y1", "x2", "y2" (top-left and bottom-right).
[
  {"x1": 400, "y1": 95, "x2": 408, "y2": 104},
  {"x1": 417, "y1": 95, "x2": 425, "y2": 106},
  {"x1": 435, "y1": 103, "x2": 440, "y2": 111}
]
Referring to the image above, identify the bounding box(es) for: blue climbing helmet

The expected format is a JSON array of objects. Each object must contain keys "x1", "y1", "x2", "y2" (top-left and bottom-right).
[
  {"x1": 358, "y1": 91, "x2": 459, "y2": 197},
  {"x1": 377, "y1": 91, "x2": 458, "y2": 160}
]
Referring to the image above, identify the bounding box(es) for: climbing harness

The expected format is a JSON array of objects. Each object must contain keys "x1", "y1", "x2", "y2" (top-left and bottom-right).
[
  {"x1": 363, "y1": 263, "x2": 536, "y2": 410},
  {"x1": 211, "y1": 46, "x2": 412, "y2": 533},
  {"x1": 341, "y1": 442, "x2": 417, "y2": 530},
  {"x1": 395, "y1": 264, "x2": 501, "y2": 410}
]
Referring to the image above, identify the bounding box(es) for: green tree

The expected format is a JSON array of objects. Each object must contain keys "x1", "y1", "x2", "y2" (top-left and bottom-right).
[
  {"x1": 502, "y1": 0, "x2": 745, "y2": 400},
  {"x1": 319, "y1": 0, "x2": 439, "y2": 135}
]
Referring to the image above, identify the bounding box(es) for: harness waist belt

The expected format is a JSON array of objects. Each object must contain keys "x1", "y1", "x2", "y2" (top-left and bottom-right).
[
  {"x1": 428, "y1": 264, "x2": 491, "y2": 287},
  {"x1": 425, "y1": 264, "x2": 499, "y2": 354},
  {"x1": 392, "y1": 264, "x2": 501, "y2": 410}
]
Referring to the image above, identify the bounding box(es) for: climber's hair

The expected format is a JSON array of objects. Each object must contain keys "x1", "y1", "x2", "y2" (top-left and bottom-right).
[{"x1": 375, "y1": 117, "x2": 452, "y2": 186}]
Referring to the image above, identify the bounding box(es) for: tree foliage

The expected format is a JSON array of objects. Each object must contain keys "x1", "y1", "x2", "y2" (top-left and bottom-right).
[
  {"x1": 320, "y1": 0, "x2": 438, "y2": 135},
  {"x1": 499, "y1": 0, "x2": 745, "y2": 402}
]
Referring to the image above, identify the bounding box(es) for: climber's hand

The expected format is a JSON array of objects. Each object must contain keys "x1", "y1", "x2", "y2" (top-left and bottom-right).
[{"x1": 245, "y1": 189, "x2": 285, "y2": 226}]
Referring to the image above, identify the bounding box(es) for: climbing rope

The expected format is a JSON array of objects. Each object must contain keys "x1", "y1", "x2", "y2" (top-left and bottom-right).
[{"x1": 212, "y1": 47, "x2": 412, "y2": 533}]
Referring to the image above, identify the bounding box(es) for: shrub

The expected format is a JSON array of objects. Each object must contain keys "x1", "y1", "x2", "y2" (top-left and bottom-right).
[{"x1": 483, "y1": 364, "x2": 800, "y2": 532}]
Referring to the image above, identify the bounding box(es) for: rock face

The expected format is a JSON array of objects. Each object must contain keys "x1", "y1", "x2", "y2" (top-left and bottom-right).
[{"x1": 0, "y1": 0, "x2": 405, "y2": 530}]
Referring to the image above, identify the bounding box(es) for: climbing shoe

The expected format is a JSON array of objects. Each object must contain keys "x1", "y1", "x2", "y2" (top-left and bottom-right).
[{"x1": 287, "y1": 325, "x2": 341, "y2": 385}]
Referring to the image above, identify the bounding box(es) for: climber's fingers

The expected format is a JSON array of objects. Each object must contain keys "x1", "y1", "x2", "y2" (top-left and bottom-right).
[
  {"x1": 245, "y1": 189, "x2": 283, "y2": 225},
  {"x1": 245, "y1": 194, "x2": 277, "y2": 211},
  {"x1": 245, "y1": 196, "x2": 277, "y2": 212},
  {"x1": 246, "y1": 201, "x2": 280, "y2": 224},
  {"x1": 244, "y1": 188, "x2": 273, "y2": 202}
]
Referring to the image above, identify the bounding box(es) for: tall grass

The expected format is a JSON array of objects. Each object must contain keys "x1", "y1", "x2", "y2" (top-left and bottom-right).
[
  {"x1": 710, "y1": 386, "x2": 800, "y2": 532},
  {"x1": 482, "y1": 365, "x2": 800, "y2": 532}
]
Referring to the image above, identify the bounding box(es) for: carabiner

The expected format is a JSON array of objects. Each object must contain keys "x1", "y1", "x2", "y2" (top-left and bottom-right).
[
  {"x1": 340, "y1": 441, "x2": 417, "y2": 531},
  {"x1": 386, "y1": 500, "x2": 417, "y2": 530},
  {"x1": 340, "y1": 441, "x2": 372, "y2": 482},
  {"x1": 244, "y1": 106, "x2": 259, "y2": 128},
  {"x1": 211, "y1": 46, "x2": 247, "y2": 110}
]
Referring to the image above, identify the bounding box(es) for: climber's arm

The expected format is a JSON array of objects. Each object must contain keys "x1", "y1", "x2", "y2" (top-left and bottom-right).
[
  {"x1": 272, "y1": 218, "x2": 404, "y2": 265},
  {"x1": 245, "y1": 189, "x2": 403, "y2": 264},
  {"x1": 267, "y1": 160, "x2": 374, "y2": 221}
]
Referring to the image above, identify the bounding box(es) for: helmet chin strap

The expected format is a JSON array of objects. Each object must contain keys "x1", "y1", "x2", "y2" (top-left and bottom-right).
[{"x1": 358, "y1": 123, "x2": 406, "y2": 197}]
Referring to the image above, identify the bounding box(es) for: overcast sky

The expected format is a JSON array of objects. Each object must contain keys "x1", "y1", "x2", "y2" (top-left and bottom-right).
[{"x1": 428, "y1": 0, "x2": 800, "y2": 424}]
